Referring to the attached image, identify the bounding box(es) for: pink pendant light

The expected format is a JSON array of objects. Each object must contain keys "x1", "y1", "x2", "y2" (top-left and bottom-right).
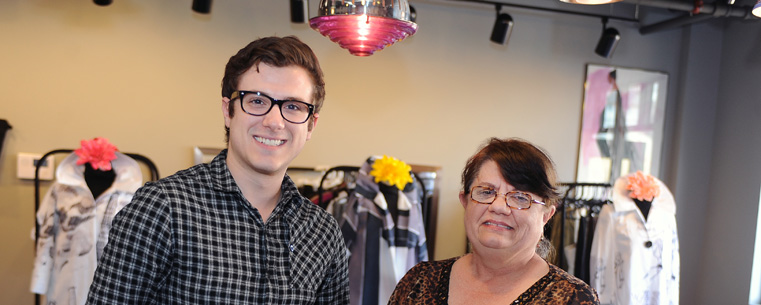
[
  {"x1": 559, "y1": 0, "x2": 622, "y2": 4},
  {"x1": 310, "y1": 0, "x2": 417, "y2": 56}
]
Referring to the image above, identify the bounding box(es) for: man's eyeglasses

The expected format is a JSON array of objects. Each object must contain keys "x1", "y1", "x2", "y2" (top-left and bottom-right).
[
  {"x1": 469, "y1": 186, "x2": 546, "y2": 210},
  {"x1": 230, "y1": 90, "x2": 314, "y2": 124}
]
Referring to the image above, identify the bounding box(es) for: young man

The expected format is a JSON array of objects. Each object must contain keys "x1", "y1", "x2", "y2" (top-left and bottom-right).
[{"x1": 86, "y1": 36, "x2": 349, "y2": 304}]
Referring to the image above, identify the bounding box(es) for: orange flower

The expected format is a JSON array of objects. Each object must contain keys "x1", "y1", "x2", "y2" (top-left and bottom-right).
[
  {"x1": 625, "y1": 171, "x2": 660, "y2": 202},
  {"x1": 74, "y1": 137, "x2": 119, "y2": 171}
]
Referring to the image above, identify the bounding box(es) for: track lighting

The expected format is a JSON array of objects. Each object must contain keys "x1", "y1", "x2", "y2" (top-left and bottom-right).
[
  {"x1": 754, "y1": 0, "x2": 761, "y2": 18},
  {"x1": 93, "y1": 0, "x2": 112, "y2": 6},
  {"x1": 290, "y1": 0, "x2": 307, "y2": 23},
  {"x1": 192, "y1": 0, "x2": 212, "y2": 14},
  {"x1": 595, "y1": 18, "x2": 620, "y2": 58},
  {"x1": 559, "y1": 0, "x2": 622, "y2": 4},
  {"x1": 490, "y1": 5, "x2": 513, "y2": 45}
]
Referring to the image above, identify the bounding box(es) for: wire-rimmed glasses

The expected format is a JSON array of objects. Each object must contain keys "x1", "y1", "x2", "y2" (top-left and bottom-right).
[{"x1": 469, "y1": 186, "x2": 546, "y2": 210}]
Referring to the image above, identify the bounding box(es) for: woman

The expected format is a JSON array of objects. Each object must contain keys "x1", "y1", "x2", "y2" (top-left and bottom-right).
[{"x1": 388, "y1": 138, "x2": 599, "y2": 305}]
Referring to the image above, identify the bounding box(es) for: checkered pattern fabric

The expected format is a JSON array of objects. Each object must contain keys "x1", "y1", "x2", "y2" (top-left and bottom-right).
[{"x1": 86, "y1": 150, "x2": 349, "y2": 304}]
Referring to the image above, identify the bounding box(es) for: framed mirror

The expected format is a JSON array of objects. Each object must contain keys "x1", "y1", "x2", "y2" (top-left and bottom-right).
[{"x1": 576, "y1": 64, "x2": 669, "y2": 184}]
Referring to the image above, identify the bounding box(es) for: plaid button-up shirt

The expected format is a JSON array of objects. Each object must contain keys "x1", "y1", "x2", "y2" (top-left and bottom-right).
[{"x1": 86, "y1": 150, "x2": 349, "y2": 304}]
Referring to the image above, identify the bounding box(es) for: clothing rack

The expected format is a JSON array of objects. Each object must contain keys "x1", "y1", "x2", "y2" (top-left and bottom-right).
[
  {"x1": 554, "y1": 182, "x2": 612, "y2": 275},
  {"x1": 316, "y1": 166, "x2": 361, "y2": 208},
  {"x1": 32, "y1": 149, "x2": 159, "y2": 305}
]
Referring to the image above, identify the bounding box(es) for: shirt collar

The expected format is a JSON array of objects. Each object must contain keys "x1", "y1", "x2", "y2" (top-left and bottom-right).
[
  {"x1": 355, "y1": 156, "x2": 416, "y2": 211},
  {"x1": 612, "y1": 174, "x2": 676, "y2": 215},
  {"x1": 209, "y1": 149, "x2": 304, "y2": 217},
  {"x1": 209, "y1": 149, "x2": 238, "y2": 193},
  {"x1": 56, "y1": 151, "x2": 143, "y2": 193}
]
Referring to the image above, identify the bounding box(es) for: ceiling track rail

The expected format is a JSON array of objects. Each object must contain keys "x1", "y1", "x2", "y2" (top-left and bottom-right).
[
  {"x1": 438, "y1": 0, "x2": 639, "y2": 22},
  {"x1": 428, "y1": 0, "x2": 758, "y2": 34},
  {"x1": 625, "y1": 0, "x2": 758, "y2": 34}
]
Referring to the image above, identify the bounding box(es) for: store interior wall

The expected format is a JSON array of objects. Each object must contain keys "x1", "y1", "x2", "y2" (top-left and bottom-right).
[{"x1": 1, "y1": 0, "x2": 758, "y2": 304}]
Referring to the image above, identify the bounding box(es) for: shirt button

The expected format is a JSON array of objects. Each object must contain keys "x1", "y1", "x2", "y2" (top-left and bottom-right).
[{"x1": 644, "y1": 241, "x2": 653, "y2": 248}]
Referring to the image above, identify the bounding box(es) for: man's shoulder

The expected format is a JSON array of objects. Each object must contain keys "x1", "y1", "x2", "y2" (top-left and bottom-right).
[{"x1": 148, "y1": 163, "x2": 214, "y2": 188}]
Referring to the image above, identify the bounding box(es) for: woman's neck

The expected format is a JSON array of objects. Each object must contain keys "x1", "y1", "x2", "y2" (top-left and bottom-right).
[
  {"x1": 467, "y1": 251, "x2": 545, "y2": 281},
  {"x1": 449, "y1": 253, "x2": 549, "y2": 305}
]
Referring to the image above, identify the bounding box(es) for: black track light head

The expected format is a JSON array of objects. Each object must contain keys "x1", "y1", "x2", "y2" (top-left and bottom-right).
[
  {"x1": 595, "y1": 27, "x2": 620, "y2": 58},
  {"x1": 93, "y1": 0, "x2": 112, "y2": 6},
  {"x1": 290, "y1": 0, "x2": 307, "y2": 23},
  {"x1": 192, "y1": 0, "x2": 212, "y2": 14},
  {"x1": 410, "y1": 5, "x2": 417, "y2": 23},
  {"x1": 490, "y1": 13, "x2": 513, "y2": 45}
]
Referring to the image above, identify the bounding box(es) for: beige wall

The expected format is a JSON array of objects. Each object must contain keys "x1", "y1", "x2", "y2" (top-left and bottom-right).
[{"x1": 0, "y1": 0, "x2": 689, "y2": 304}]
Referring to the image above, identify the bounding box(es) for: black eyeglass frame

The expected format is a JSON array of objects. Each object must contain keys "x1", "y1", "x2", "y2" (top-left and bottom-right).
[
  {"x1": 230, "y1": 90, "x2": 315, "y2": 124},
  {"x1": 468, "y1": 185, "x2": 547, "y2": 210}
]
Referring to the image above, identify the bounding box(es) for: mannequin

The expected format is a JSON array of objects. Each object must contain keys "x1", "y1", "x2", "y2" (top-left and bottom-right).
[
  {"x1": 31, "y1": 145, "x2": 143, "y2": 305},
  {"x1": 633, "y1": 198, "x2": 652, "y2": 220},
  {"x1": 589, "y1": 171, "x2": 679, "y2": 305},
  {"x1": 84, "y1": 163, "x2": 116, "y2": 199},
  {"x1": 342, "y1": 155, "x2": 427, "y2": 305},
  {"x1": 378, "y1": 181, "x2": 400, "y2": 222}
]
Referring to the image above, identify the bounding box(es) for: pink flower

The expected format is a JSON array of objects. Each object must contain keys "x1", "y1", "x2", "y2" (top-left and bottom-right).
[
  {"x1": 74, "y1": 137, "x2": 118, "y2": 171},
  {"x1": 625, "y1": 171, "x2": 660, "y2": 202}
]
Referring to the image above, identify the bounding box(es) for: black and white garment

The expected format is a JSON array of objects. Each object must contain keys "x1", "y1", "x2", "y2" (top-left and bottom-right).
[
  {"x1": 340, "y1": 157, "x2": 428, "y2": 305},
  {"x1": 31, "y1": 152, "x2": 142, "y2": 305}
]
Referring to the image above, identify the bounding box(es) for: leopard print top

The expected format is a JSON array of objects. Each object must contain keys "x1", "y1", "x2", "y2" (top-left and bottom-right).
[{"x1": 388, "y1": 257, "x2": 600, "y2": 305}]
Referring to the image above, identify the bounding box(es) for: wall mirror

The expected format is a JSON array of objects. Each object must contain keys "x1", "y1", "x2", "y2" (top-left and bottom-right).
[{"x1": 576, "y1": 64, "x2": 669, "y2": 183}]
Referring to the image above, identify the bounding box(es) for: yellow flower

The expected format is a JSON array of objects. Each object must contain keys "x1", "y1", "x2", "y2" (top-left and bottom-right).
[{"x1": 369, "y1": 155, "x2": 413, "y2": 191}]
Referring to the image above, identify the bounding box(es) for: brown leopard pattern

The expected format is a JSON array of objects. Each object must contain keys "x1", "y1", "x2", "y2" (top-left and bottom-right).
[{"x1": 388, "y1": 257, "x2": 600, "y2": 305}]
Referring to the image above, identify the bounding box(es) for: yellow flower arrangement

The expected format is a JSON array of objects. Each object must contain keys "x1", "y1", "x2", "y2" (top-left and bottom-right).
[
  {"x1": 369, "y1": 155, "x2": 413, "y2": 191},
  {"x1": 625, "y1": 171, "x2": 660, "y2": 202}
]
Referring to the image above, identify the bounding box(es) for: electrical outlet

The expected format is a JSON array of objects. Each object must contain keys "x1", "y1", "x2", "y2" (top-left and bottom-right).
[{"x1": 17, "y1": 153, "x2": 54, "y2": 180}]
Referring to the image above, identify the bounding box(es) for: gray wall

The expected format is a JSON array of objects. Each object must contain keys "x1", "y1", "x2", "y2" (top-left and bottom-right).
[{"x1": 696, "y1": 20, "x2": 761, "y2": 303}]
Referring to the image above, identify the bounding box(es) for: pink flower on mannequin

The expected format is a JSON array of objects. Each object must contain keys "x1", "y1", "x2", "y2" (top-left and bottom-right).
[
  {"x1": 625, "y1": 171, "x2": 660, "y2": 202},
  {"x1": 74, "y1": 137, "x2": 119, "y2": 171}
]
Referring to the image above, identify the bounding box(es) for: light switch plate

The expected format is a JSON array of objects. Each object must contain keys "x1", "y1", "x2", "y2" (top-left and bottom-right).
[{"x1": 17, "y1": 153, "x2": 54, "y2": 180}]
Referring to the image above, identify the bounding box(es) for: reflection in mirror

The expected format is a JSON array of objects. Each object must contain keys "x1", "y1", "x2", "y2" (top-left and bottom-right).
[{"x1": 576, "y1": 64, "x2": 668, "y2": 184}]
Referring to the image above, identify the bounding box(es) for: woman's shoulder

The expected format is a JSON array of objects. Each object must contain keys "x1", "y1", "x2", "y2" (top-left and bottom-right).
[
  {"x1": 544, "y1": 264, "x2": 600, "y2": 304},
  {"x1": 390, "y1": 257, "x2": 459, "y2": 305},
  {"x1": 399, "y1": 257, "x2": 457, "y2": 284}
]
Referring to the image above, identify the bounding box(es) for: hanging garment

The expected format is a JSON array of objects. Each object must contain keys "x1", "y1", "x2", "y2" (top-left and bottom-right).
[
  {"x1": 574, "y1": 213, "x2": 597, "y2": 284},
  {"x1": 30, "y1": 152, "x2": 143, "y2": 305},
  {"x1": 590, "y1": 175, "x2": 679, "y2": 305},
  {"x1": 340, "y1": 158, "x2": 428, "y2": 305}
]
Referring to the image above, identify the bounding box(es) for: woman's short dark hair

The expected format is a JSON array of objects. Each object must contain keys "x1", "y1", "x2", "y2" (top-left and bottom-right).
[
  {"x1": 461, "y1": 137, "x2": 561, "y2": 207},
  {"x1": 221, "y1": 36, "x2": 325, "y2": 141}
]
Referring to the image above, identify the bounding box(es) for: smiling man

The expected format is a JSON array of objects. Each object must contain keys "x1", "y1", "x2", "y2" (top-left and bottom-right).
[{"x1": 86, "y1": 36, "x2": 349, "y2": 305}]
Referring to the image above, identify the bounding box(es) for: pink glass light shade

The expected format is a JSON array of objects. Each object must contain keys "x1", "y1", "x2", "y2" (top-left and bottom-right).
[
  {"x1": 310, "y1": 15, "x2": 417, "y2": 56},
  {"x1": 310, "y1": 0, "x2": 417, "y2": 56},
  {"x1": 559, "y1": 0, "x2": 622, "y2": 4}
]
